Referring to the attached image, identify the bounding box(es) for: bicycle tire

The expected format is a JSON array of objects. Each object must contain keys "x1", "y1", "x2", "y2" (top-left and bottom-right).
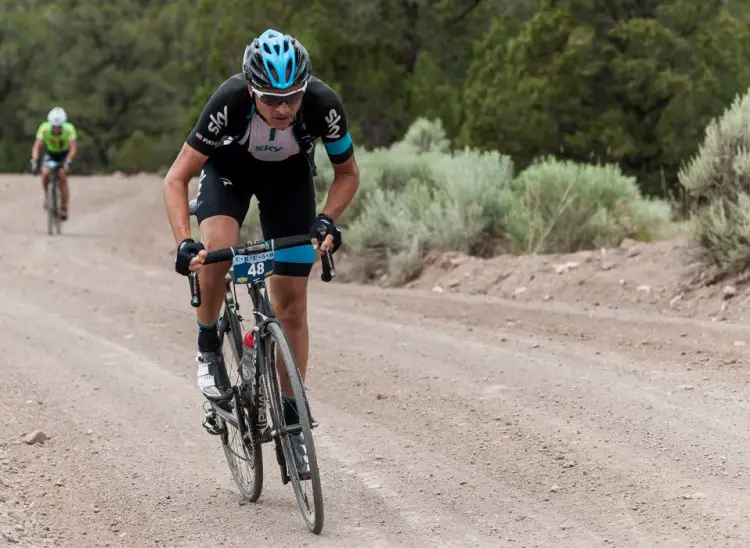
[
  {"x1": 54, "y1": 181, "x2": 62, "y2": 235},
  {"x1": 46, "y1": 179, "x2": 56, "y2": 236},
  {"x1": 263, "y1": 321, "x2": 324, "y2": 533},
  {"x1": 217, "y1": 305, "x2": 263, "y2": 501}
]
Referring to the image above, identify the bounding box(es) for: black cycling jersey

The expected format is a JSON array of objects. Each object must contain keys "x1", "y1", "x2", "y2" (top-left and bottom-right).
[{"x1": 186, "y1": 74, "x2": 354, "y2": 166}]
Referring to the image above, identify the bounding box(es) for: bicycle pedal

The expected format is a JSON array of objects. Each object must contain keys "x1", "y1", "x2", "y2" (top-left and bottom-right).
[{"x1": 202, "y1": 410, "x2": 225, "y2": 436}]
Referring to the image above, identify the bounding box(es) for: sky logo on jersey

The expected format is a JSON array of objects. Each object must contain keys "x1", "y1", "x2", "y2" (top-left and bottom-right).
[
  {"x1": 255, "y1": 145, "x2": 284, "y2": 152},
  {"x1": 324, "y1": 108, "x2": 341, "y2": 139},
  {"x1": 208, "y1": 106, "x2": 228, "y2": 135}
]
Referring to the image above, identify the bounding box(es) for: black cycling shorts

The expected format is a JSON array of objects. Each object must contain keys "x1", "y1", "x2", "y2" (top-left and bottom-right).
[
  {"x1": 42, "y1": 150, "x2": 69, "y2": 163},
  {"x1": 193, "y1": 144, "x2": 316, "y2": 277}
]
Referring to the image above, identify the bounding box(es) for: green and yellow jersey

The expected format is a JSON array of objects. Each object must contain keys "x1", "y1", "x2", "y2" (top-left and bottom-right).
[{"x1": 36, "y1": 121, "x2": 78, "y2": 153}]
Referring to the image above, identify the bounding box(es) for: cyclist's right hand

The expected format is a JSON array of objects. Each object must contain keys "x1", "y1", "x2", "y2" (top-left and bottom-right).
[
  {"x1": 175, "y1": 238, "x2": 206, "y2": 276},
  {"x1": 309, "y1": 213, "x2": 342, "y2": 254},
  {"x1": 30, "y1": 158, "x2": 38, "y2": 175}
]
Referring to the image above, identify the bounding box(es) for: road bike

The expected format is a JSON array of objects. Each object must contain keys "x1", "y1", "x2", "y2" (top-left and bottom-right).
[{"x1": 186, "y1": 200, "x2": 334, "y2": 533}]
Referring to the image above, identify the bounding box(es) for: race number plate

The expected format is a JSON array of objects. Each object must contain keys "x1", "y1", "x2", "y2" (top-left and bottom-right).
[{"x1": 231, "y1": 251, "x2": 275, "y2": 285}]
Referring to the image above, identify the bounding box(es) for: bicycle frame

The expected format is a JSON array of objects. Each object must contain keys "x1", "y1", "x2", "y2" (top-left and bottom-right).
[
  {"x1": 209, "y1": 274, "x2": 273, "y2": 428},
  {"x1": 217, "y1": 271, "x2": 297, "y2": 480}
]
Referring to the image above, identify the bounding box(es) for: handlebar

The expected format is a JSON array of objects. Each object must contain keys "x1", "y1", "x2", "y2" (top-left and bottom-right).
[{"x1": 188, "y1": 234, "x2": 336, "y2": 308}]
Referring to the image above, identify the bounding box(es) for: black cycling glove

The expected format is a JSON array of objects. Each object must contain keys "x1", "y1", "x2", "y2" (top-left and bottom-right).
[
  {"x1": 30, "y1": 159, "x2": 38, "y2": 175},
  {"x1": 309, "y1": 213, "x2": 342, "y2": 253},
  {"x1": 175, "y1": 238, "x2": 205, "y2": 276}
]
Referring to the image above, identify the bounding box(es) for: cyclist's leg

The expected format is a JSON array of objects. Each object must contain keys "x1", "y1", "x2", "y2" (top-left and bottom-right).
[
  {"x1": 255, "y1": 155, "x2": 316, "y2": 458},
  {"x1": 192, "y1": 150, "x2": 252, "y2": 400},
  {"x1": 269, "y1": 276, "x2": 310, "y2": 393},
  {"x1": 197, "y1": 215, "x2": 239, "y2": 324},
  {"x1": 254, "y1": 154, "x2": 316, "y2": 397}
]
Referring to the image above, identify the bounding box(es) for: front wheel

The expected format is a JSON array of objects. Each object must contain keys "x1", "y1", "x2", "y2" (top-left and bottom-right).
[
  {"x1": 263, "y1": 321, "x2": 324, "y2": 534},
  {"x1": 54, "y1": 180, "x2": 62, "y2": 234},
  {"x1": 46, "y1": 178, "x2": 60, "y2": 236},
  {"x1": 217, "y1": 306, "x2": 263, "y2": 501}
]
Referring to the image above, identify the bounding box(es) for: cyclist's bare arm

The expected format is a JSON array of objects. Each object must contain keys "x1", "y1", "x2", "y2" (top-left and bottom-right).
[
  {"x1": 320, "y1": 155, "x2": 359, "y2": 222},
  {"x1": 307, "y1": 78, "x2": 358, "y2": 225},
  {"x1": 164, "y1": 143, "x2": 208, "y2": 246},
  {"x1": 165, "y1": 76, "x2": 249, "y2": 248},
  {"x1": 67, "y1": 139, "x2": 77, "y2": 163},
  {"x1": 31, "y1": 138, "x2": 43, "y2": 161}
]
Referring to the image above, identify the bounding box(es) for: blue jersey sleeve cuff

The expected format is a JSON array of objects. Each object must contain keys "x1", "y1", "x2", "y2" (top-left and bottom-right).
[{"x1": 324, "y1": 132, "x2": 353, "y2": 156}]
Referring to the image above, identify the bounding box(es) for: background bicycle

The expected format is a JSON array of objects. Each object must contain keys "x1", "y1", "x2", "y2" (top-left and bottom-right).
[{"x1": 43, "y1": 159, "x2": 64, "y2": 236}]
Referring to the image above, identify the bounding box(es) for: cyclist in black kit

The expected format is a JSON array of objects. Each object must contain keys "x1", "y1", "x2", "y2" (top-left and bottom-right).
[{"x1": 163, "y1": 29, "x2": 360, "y2": 473}]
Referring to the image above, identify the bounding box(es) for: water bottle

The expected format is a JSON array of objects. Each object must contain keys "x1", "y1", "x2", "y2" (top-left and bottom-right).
[
  {"x1": 242, "y1": 331, "x2": 267, "y2": 430},
  {"x1": 241, "y1": 331, "x2": 255, "y2": 380}
]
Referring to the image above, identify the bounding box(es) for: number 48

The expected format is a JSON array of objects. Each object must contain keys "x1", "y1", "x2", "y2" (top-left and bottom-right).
[{"x1": 248, "y1": 261, "x2": 265, "y2": 276}]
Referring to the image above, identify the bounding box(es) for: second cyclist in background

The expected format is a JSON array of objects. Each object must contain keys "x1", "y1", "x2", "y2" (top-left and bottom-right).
[{"x1": 31, "y1": 106, "x2": 78, "y2": 220}]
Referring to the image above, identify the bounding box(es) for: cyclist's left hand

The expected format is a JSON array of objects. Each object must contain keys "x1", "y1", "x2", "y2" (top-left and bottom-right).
[
  {"x1": 63, "y1": 159, "x2": 71, "y2": 172},
  {"x1": 309, "y1": 213, "x2": 342, "y2": 254}
]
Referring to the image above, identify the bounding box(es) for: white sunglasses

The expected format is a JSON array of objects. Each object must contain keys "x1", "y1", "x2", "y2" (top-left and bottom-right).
[{"x1": 251, "y1": 81, "x2": 308, "y2": 106}]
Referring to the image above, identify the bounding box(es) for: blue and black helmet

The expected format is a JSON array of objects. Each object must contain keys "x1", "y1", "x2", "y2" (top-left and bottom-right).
[{"x1": 242, "y1": 29, "x2": 311, "y2": 90}]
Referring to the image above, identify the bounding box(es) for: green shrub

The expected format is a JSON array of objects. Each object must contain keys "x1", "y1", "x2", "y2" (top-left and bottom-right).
[
  {"x1": 679, "y1": 87, "x2": 750, "y2": 278},
  {"x1": 241, "y1": 118, "x2": 672, "y2": 285},
  {"x1": 510, "y1": 158, "x2": 672, "y2": 253},
  {"x1": 343, "y1": 147, "x2": 516, "y2": 284},
  {"x1": 312, "y1": 129, "x2": 438, "y2": 223},
  {"x1": 391, "y1": 117, "x2": 450, "y2": 154},
  {"x1": 690, "y1": 194, "x2": 750, "y2": 276}
]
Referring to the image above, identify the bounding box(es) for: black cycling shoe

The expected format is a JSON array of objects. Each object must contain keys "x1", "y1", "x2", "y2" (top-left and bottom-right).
[
  {"x1": 283, "y1": 397, "x2": 312, "y2": 480},
  {"x1": 196, "y1": 351, "x2": 233, "y2": 401},
  {"x1": 289, "y1": 433, "x2": 311, "y2": 480}
]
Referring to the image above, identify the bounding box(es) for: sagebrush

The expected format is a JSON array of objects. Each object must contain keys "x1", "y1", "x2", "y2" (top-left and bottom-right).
[
  {"x1": 679, "y1": 87, "x2": 750, "y2": 279},
  {"x1": 511, "y1": 157, "x2": 671, "y2": 254},
  {"x1": 241, "y1": 118, "x2": 671, "y2": 285}
]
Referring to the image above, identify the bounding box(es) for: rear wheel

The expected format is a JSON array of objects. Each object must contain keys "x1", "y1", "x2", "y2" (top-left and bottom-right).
[
  {"x1": 263, "y1": 321, "x2": 324, "y2": 533},
  {"x1": 217, "y1": 301, "x2": 263, "y2": 501}
]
